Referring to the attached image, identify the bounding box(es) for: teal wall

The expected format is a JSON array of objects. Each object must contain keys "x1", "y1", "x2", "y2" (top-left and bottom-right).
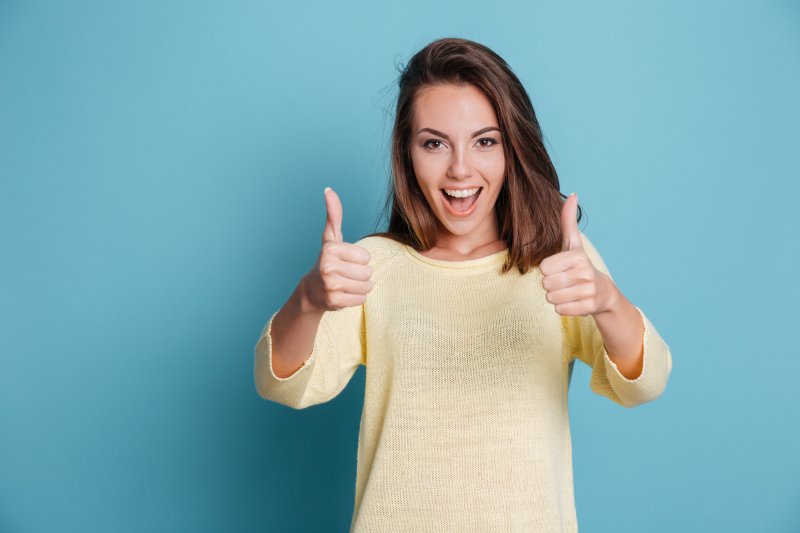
[{"x1": 1, "y1": 1, "x2": 798, "y2": 531}]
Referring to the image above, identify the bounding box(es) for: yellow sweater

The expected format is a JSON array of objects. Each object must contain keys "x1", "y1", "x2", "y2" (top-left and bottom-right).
[{"x1": 254, "y1": 232, "x2": 673, "y2": 532}]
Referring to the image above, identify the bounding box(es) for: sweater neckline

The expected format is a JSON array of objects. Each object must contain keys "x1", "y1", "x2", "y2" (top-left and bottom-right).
[{"x1": 402, "y1": 243, "x2": 509, "y2": 269}]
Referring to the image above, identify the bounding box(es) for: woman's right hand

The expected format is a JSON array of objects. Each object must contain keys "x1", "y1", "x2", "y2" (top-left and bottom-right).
[{"x1": 300, "y1": 187, "x2": 373, "y2": 313}]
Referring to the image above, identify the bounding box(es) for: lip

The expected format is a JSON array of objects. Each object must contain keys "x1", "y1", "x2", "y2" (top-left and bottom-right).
[{"x1": 440, "y1": 187, "x2": 483, "y2": 217}]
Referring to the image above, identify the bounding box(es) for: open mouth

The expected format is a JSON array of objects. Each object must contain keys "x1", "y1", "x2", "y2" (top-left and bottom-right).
[{"x1": 441, "y1": 187, "x2": 483, "y2": 213}]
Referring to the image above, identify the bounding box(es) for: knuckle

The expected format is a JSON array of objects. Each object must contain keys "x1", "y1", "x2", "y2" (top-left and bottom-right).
[
  {"x1": 329, "y1": 296, "x2": 344, "y2": 310},
  {"x1": 358, "y1": 247, "x2": 371, "y2": 262}
]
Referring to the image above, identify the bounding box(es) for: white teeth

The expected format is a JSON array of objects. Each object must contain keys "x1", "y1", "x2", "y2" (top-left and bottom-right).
[{"x1": 443, "y1": 187, "x2": 480, "y2": 198}]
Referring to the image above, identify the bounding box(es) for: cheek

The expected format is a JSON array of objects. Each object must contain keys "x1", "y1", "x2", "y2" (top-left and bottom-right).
[
  {"x1": 471, "y1": 162, "x2": 505, "y2": 192},
  {"x1": 411, "y1": 153, "x2": 442, "y2": 186},
  {"x1": 487, "y1": 153, "x2": 506, "y2": 180}
]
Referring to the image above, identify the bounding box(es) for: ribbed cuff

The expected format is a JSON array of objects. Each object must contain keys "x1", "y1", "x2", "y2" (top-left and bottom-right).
[{"x1": 600, "y1": 306, "x2": 672, "y2": 407}]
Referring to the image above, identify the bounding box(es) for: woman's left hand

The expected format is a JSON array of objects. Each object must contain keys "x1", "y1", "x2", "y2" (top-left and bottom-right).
[{"x1": 539, "y1": 193, "x2": 619, "y2": 317}]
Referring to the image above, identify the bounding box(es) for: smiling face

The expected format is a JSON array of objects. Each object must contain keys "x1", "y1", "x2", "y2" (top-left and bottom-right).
[{"x1": 409, "y1": 83, "x2": 506, "y2": 250}]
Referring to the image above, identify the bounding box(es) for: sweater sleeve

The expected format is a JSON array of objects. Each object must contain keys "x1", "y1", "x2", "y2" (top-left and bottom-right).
[
  {"x1": 253, "y1": 301, "x2": 366, "y2": 410},
  {"x1": 563, "y1": 232, "x2": 673, "y2": 408}
]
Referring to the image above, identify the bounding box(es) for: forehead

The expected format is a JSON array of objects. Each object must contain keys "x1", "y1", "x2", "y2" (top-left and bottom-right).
[{"x1": 412, "y1": 83, "x2": 498, "y2": 130}]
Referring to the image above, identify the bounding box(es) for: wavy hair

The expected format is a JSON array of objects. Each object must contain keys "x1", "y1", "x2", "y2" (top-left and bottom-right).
[{"x1": 368, "y1": 37, "x2": 581, "y2": 275}]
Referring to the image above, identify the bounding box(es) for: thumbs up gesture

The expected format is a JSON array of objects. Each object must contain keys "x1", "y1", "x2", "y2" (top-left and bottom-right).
[
  {"x1": 301, "y1": 187, "x2": 373, "y2": 313},
  {"x1": 539, "y1": 193, "x2": 616, "y2": 317}
]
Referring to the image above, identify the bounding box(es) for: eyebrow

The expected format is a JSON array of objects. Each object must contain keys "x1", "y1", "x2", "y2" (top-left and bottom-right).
[{"x1": 416, "y1": 126, "x2": 501, "y2": 140}]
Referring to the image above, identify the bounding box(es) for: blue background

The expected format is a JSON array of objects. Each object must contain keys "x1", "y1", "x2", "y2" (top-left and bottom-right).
[{"x1": 2, "y1": 1, "x2": 798, "y2": 531}]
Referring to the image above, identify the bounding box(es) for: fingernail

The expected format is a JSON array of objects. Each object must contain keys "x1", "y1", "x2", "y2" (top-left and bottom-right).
[{"x1": 324, "y1": 186, "x2": 331, "y2": 193}]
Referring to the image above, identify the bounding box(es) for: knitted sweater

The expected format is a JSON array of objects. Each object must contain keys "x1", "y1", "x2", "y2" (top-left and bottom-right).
[{"x1": 254, "y1": 232, "x2": 673, "y2": 532}]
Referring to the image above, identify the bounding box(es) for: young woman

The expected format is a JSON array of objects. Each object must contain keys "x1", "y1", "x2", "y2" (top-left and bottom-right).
[{"x1": 254, "y1": 37, "x2": 673, "y2": 532}]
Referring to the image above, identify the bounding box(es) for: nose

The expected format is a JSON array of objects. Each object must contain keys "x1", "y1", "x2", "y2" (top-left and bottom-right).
[{"x1": 446, "y1": 145, "x2": 473, "y2": 180}]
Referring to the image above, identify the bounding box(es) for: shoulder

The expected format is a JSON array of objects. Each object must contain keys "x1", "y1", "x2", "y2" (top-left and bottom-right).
[
  {"x1": 353, "y1": 234, "x2": 406, "y2": 283},
  {"x1": 353, "y1": 234, "x2": 405, "y2": 257}
]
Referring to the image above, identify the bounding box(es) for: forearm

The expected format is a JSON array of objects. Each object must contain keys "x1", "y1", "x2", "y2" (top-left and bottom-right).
[
  {"x1": 269, "y1": 275, "x2": 325, "y2": 378},
  {"x1": 592, "y1": 275, "x2": 645, "y2": 380}
]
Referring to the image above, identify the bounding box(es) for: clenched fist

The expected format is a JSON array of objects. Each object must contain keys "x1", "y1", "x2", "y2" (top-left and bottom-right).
[
  {"x1": 301, "y1": 187, "x2": 373, "y2": 312},
  {"x1": 539, "y1": 192, "x2": 617, "y2": 317}
]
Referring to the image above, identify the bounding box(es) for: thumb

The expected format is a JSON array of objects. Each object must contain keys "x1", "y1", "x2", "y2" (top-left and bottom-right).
[
  {"x1": 322, "y1": 186, "x2": 343, "y2": 243},
  {"x1": 561, "y1": 192, "x2": 582, "y2": 251}
]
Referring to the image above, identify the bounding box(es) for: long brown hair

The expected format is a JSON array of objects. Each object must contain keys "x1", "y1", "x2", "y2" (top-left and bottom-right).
[{"x1": 366, "y1": 37, "x2": 582, "y2": 275}]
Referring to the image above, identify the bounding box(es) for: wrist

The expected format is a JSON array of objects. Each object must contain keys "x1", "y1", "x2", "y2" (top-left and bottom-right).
[
  {"x1": 595, "y1": 272, "x2": 622, "y2": 316},
  {"x1": 296, "y1": 274, "x2": 324, "y2": 316}
]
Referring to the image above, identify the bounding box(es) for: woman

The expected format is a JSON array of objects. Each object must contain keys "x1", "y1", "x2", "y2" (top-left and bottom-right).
[{"x1": 254, "y1": 37, "x2": 673, "y2": 532}]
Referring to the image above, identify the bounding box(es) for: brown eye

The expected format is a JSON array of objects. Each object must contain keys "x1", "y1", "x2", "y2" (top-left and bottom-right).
[
  {"x1": 477, "y1": 138, "x2": 498, "y2": 148},
  {"x1": 423, "y1": 139, "x2": 444, "y2": 150}
]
